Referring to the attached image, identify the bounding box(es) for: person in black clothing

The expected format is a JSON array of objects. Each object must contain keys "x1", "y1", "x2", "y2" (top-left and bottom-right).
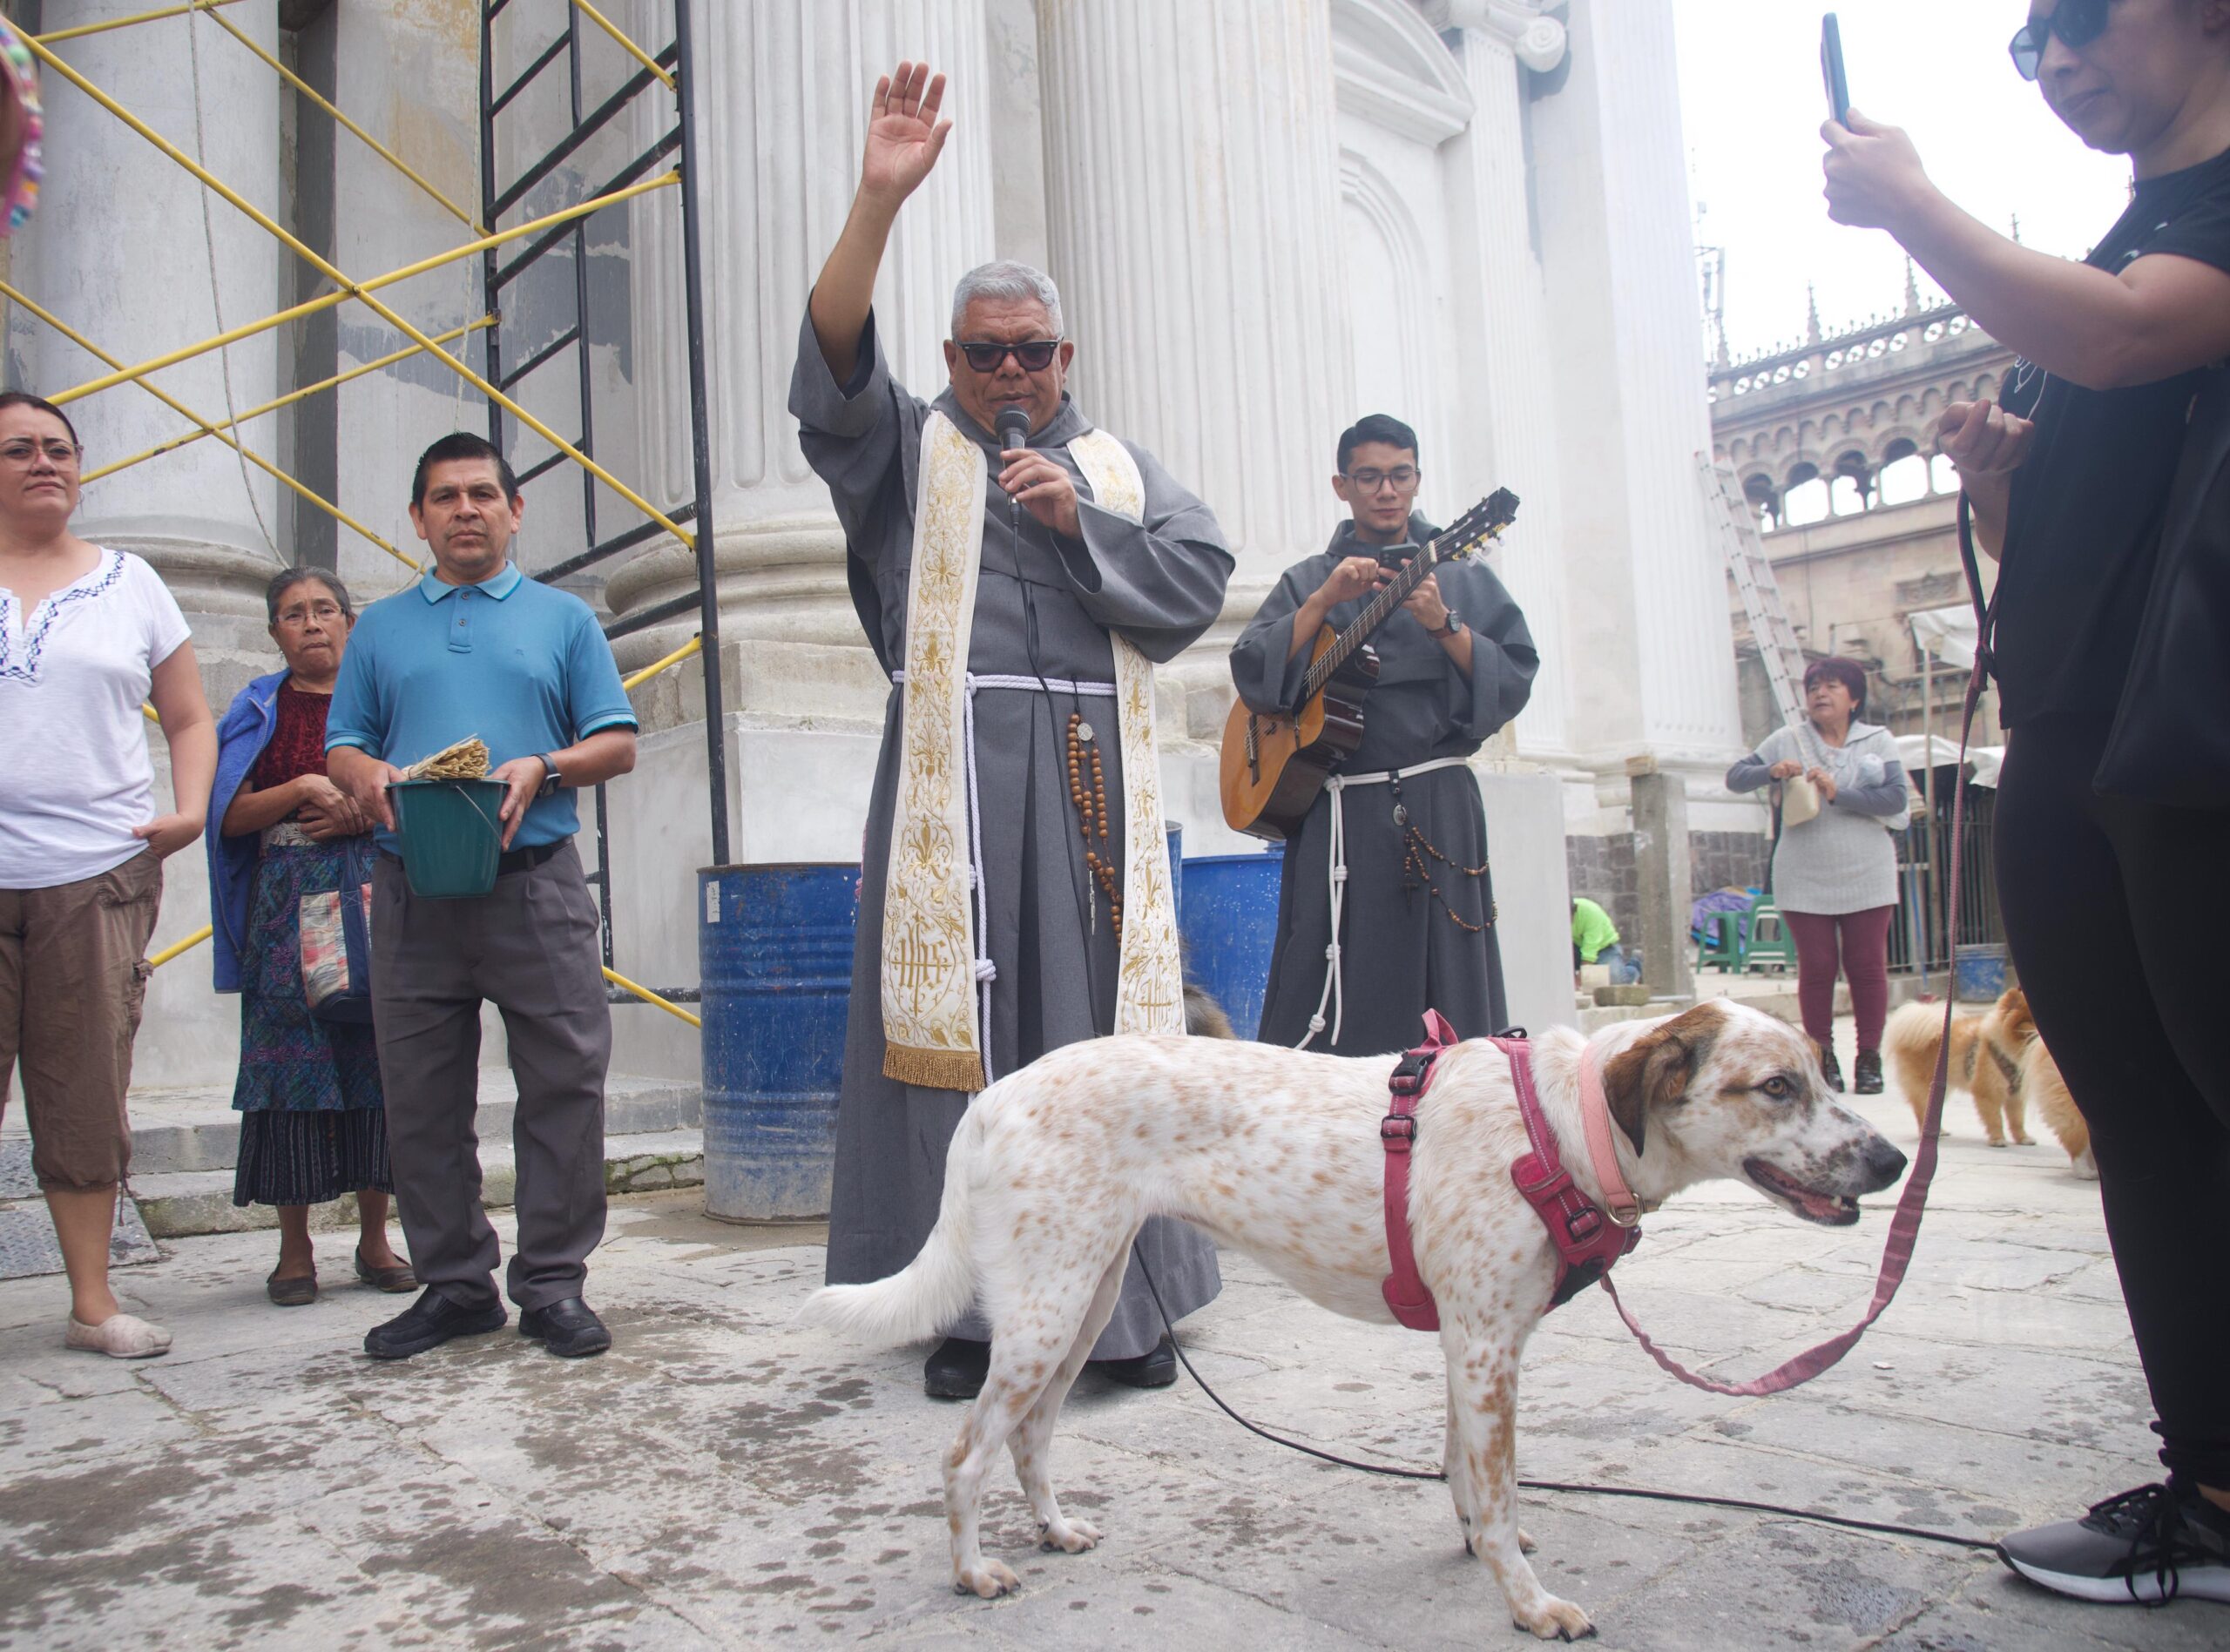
[{"x1": 1821, "y1": 0, "x2": 2230, "y2": 1607}]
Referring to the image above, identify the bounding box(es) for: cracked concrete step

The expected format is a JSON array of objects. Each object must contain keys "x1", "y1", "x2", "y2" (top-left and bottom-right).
[
  {"x1": 130, "y1": 1128, "x2": 705, "y2": 1240},
  {"x1": 125, "y1": 1072, "x2": 700, "y2": 1176}
]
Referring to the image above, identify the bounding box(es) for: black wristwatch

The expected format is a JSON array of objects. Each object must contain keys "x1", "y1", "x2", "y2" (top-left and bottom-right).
[
  {"x1": 1431, "y1": 610, "x2": 1463, "y2": 639},
  {"x1": 535, "y1": 754, "x2": 564, "y2": 799}
]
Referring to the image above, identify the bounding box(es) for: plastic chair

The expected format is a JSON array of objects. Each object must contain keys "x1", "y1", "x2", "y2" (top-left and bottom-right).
[
  {"x1": 1744, "y1": 903, "x2": 1797, "y2": 974},
  {"x1": 1694, "y1": 910, "x2": 1747, "y2": 974}
]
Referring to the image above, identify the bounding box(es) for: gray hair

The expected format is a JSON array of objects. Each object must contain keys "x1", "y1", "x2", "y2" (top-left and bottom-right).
[
  {"x1": 265, "y1": 565, "x2": 355, "y2": 625},
  {"x1": 950, "y1": 260, "x2": 1064, "y2": 338}
]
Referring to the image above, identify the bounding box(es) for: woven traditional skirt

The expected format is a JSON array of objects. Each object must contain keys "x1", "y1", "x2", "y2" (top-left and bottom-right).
[{"x1": 231, "y1": 836, "x2": 392, "y2": 1208}]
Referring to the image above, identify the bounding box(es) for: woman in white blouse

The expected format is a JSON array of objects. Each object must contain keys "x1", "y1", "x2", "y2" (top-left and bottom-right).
[{"x1": 0, "y1": 392, "x2": 213, "y2": 1358}]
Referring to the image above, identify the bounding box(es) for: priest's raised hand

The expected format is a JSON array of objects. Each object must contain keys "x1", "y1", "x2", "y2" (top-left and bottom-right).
[
  {"x1": 812, "y1": 60, "x2": 953, "y2": 383},
  {"x1": 859, "y1": 60, "x2": 951, "y2": 208}
]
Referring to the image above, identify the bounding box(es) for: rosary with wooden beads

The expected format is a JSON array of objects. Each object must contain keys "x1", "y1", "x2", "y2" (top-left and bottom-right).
[
  {"x1": 1390, "y1": 776, "x2": 1496, "y2": 934},
  {"x1": 1067, "y1": 711, "x2": 1121, "y2": 943}
]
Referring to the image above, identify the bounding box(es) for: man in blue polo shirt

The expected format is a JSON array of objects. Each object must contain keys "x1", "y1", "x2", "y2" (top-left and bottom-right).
[{"x1": 328, "y1": 432, "x2": 639, "y2": 1360}]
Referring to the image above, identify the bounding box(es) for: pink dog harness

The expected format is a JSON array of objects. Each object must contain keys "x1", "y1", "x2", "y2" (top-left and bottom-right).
[
  {"x1": 1497, "y1": 1035, "x2": 1643, "y2": 1309},
  {"x1": 1380, "y1": 1016, "x2": 1641, "y2": 1332}
]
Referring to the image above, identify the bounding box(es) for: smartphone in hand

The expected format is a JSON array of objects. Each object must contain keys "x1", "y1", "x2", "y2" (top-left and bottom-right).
[{"x1": 1821, "y1": 13, "x2": 1852, "y2": 126}]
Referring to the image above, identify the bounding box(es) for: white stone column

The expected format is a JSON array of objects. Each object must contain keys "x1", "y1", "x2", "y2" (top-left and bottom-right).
[
  {"x1": 24, "y1": 0, "x2": 281, "y2": 620},
  {"x1": 610, "y1": 0, "x2": 998, "y2": 657},
  {"x1": 1523, "y1": 0, "x2": 1745, "y2": 778},
  {"x1": 1436, "y1": 11, "x2": 1574, "y2": 763},
  {"x1": 1033, "y1": 0, "x2": 1352, "y2": 594}
]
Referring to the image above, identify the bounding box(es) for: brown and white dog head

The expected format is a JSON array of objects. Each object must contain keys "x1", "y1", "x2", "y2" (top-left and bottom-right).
[{"x1": 1600, "y1": 1001, "x2": 1908, "y2": 1225}]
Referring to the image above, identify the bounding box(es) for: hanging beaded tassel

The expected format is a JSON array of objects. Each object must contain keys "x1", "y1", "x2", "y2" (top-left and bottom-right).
[
  {"x1": 1390, "y1": 778, "x2": 1496, "y2": 933},
  {"x1": 1067, "y1": 711, "x2": 1122, "y2": 945}
]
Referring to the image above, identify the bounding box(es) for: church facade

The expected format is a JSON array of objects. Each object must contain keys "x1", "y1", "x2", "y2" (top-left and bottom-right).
[{"x1": 17, "y1": 0, "x2": 1742, "y2": 1082}]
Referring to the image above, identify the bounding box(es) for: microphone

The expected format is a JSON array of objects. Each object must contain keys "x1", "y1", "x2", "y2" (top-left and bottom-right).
[{"x1": 995, "y1": 406, "x2": 1031, "y2": 530}]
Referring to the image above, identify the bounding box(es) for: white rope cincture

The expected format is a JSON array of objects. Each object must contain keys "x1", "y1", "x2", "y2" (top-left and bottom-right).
[
  {"x1": 1294, "y1": 754, "x2": 1474, "y2": 1051},
  {"x1": 895, "y1": 668, "x2": 1121, "y2": 1084}
]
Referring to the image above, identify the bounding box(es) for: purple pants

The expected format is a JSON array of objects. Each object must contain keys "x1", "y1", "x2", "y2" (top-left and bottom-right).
[{"x1": 1781, "y1": 905, "x2": 1893, "y2": 1052}]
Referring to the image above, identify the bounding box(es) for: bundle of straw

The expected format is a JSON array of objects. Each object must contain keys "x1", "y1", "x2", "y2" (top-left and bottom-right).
[{"x1": 402, "y1": 735, "x2": 491, "y2": 782}]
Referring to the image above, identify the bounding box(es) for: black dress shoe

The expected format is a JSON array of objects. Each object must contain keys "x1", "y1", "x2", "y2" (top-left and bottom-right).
[
  {"x1": 1817, "y1": 1044, "x2": 1846, "y2": 1093},
  {"x1": 923, "y1": 1335, "x2": 990, "y2": 1399},
  {"x1": 1091, "y1": 1335, "x2": 1178, "y2": 1389},
  {"x1": 519, "y1": 1297, "x2": 611, "y2": 1358},
  {"x1": 1853, "y1": 1049, "x2": 1884, "y2": 1095},
  {"x1": 363, "y1": 1288, "x2": 506, "y2": 1359}
]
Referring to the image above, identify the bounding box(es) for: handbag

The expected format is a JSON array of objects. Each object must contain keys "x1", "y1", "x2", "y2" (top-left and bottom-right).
[
  {"x1": 2092, "y1": 365, "x2": 2230, "y2": 808},
  {"x1": 1779, "y1": 772, "x2": 1822, "y2": 826},
  {"x1": 1778, "y1": 719, "x2": 1826, "y2": 826},
  {"x1": 300, "y1": 874, "x2": 375, "y2": 1025}
]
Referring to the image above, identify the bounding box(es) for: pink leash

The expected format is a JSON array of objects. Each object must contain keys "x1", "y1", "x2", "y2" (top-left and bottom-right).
[{"x1": 1604, "y1": 656, "x2": 1986, "y2": 1396}]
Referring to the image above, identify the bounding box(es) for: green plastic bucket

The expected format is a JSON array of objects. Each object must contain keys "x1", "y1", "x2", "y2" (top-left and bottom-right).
[{"x1": 387, "y1": 778, "x2": 507, "y2": 899}]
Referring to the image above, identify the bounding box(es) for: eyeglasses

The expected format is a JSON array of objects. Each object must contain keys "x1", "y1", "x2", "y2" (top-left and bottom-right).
[
  {"x1": 957, "y1": 339, "x2": 1061, "y2": 373},
  {"x1": 274, "y1": 601, "x2": 346, "y2": 628},
  {"x1": 0, "y1": 439, "x2": 82, "y2": 468},
  {"x1": 2010, "y1": 0, "x2": 2113, "y2": 81},
  {"x1": 1342, "y1": 466, "x2": 1420, "y2": 493}
]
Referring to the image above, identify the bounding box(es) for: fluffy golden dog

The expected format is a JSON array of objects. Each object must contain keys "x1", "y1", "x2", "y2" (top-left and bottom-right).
[{"x1": 1883, "y1": 988, "x2": 2036, "y2": 1145}]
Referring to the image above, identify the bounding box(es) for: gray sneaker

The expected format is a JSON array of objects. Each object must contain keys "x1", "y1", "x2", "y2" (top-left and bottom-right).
[{"x1": 1998, "y1": 1482, "x2": 2230, "y2": 1605}]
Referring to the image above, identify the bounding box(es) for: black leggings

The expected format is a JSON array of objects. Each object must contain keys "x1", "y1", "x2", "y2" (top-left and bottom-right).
[{"x1": 1994, "y1": 715, "x2": 2230, "y2": 1490}]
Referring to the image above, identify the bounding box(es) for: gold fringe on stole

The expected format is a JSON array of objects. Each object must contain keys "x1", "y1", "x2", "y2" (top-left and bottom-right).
[{"x1": 882, "y1": 1043, "x2": 987, "y2": 1092}]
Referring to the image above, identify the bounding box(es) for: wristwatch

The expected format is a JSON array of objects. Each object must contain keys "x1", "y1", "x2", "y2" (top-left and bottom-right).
[
  {"x1": 535, "y1": 754, "x2": 564, "y2": 799},
  {"x1": 1430, "y1": 610, "x2": 1463, "y2": 639}
]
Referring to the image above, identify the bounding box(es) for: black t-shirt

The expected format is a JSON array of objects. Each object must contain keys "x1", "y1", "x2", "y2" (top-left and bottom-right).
[{"x1": 1993, "y1": 145, "x2": 2230, "y2": 726}]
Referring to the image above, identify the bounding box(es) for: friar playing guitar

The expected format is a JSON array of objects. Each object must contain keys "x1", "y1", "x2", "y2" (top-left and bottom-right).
[{"x1": 1220, "y1": 489, "x2": 1519, "y2": 840}]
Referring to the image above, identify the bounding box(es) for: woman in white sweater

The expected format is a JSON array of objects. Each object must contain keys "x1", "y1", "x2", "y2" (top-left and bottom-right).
[{"x1": 1726, "y1": 658, "x2": 1909, "y2": 1093}]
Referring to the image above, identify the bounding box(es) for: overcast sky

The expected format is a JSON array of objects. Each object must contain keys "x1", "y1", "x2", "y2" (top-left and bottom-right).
[{"x1": 1672, "y1": 0, "x2": 2136, "y2": 361}]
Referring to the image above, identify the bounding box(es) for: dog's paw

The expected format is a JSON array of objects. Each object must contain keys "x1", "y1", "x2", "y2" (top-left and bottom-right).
[
  {"x1": 954, "y1": 1560, "x2": 1022, "y2": 1599},
  {"x1": 1038, "y1": 1517, "x2": 1102, "y2": 1554},
  {"x1": 1987, "y1": 1137, "x2": 2009, "y2": 1149},
  {"x1": 2014, "y1": 1134, "x2": 2035, "y2": 1145},
  {"x1": 1512, "y1": 1596, "x2": 1595, "y2": 1642},
  {"x1": 1518, "y1": 1527, "x2": 1538, "y2": 1555}
]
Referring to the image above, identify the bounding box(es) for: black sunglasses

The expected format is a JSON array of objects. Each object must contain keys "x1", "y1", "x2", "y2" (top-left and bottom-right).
[
  {"x1": 2010, "y1": 0, "x2": 2112, "y2": 81},
  {"x1": 957, "y1": 339, "x2": 1061, "y2": 373}
]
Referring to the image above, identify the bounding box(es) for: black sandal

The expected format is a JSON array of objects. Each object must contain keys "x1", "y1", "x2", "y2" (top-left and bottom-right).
[
  {"x1": 266, "y1": 1267, "x2": 317, "y2": 1307},
  {"x1": 354, "y1": 1249, "x2": 419, "y2": 1293}
]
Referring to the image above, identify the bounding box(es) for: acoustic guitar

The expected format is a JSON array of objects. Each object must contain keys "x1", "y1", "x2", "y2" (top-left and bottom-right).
[{"x1": 1219, "y1": 489, "x2": 1520, "y2": 842}]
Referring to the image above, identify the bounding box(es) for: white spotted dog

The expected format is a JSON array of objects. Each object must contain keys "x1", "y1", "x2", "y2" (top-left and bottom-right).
[{"x1": 802, "y1": 1000, "x2": 1907, "y2": 1641}]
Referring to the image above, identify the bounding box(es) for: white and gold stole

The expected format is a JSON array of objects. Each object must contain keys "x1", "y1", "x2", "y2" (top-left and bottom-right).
[{"x1": 880, "y1": 411, "x2": 1185, "y2": 1092}]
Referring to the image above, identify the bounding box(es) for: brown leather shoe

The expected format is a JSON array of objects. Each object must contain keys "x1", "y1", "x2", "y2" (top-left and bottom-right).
[
  {"x1": 267, "y1": 1268, "x2": 317, "y2": 1307},
  {"x1": 354, "y1": 1249, "x2": 419, "y2": 1293}
]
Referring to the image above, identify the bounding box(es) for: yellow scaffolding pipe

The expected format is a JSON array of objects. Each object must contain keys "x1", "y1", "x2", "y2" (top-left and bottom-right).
[
  {"x1": 200, "y1": 6, "x2": 482, "y2": 233},
  {"x1": 84, "y1": 316, "x2": 496, "y2": 486},
  {"x1": 621, "y1": 633, "x2": 703, "y2": 693},
  {"x1": 34, "y1": 0, "x2": 241, "y2": 47},
  {"x1": 50, "y1": 172, "x2": 677, "y2": 409},
  {"x1": 17, "y1": 37, "x2": 699, "y2": 556},
  {"x1": 147, "y1": 924, "x2": 213, "y2": 970},
  {"x1": 2, "y1": 280, "x2": 424, "y2": 573},
  {"x1": 603, "y1": 967, "x2": 701, "y2": 1028},
  {"x1": 570, "y1": 0, "x2": 677, "y2": 91}
]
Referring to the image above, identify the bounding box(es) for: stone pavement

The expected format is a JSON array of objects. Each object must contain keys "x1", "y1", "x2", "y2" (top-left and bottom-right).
[{"x1": 3, "y1": 1070, "x2": 2225, "y2": 1650}]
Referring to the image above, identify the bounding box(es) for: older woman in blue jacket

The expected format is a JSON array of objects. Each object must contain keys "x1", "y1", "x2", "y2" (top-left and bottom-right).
[{"x1": 208, "y1": 569, "x2": 412, "y2": 1306}]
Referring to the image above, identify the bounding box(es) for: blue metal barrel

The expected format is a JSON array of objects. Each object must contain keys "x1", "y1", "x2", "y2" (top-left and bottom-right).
[
  {"x1": 698, "y1": 863, "x2": 859, "y2": 1221},
  {"x1": 1178, "y1": 847, "x2": 1285, "y2": 1040},
  {"x1": 1953, "y1": 941, "x2": 2010, "y2": 1004}
]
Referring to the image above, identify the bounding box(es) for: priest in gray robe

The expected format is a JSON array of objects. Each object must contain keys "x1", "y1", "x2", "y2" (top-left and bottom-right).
[
  {"x1": 1231, "y1": 414, "x2": 1538, "y2": 1056},
  {"x1": 791, "y1": 61, "x2": 1229, "y2": 1399}
]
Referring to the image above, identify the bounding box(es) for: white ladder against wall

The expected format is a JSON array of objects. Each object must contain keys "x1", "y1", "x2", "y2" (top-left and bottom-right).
[{"x1": 1700, "y1": 454, "x2": 1806, "y2": 727}]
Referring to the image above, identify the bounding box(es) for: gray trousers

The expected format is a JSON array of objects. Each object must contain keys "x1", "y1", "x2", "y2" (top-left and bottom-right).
[{"x1": 370, "y1": 840, "x2": 610, "y2": 1312}]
